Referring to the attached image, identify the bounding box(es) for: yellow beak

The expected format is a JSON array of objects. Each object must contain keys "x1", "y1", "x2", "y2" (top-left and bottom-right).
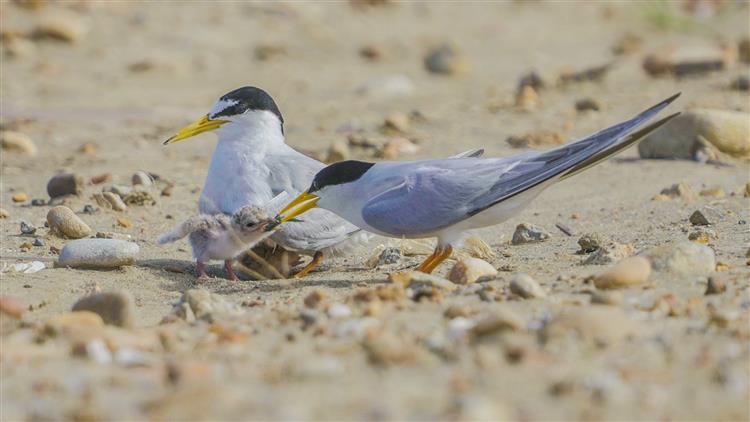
[
  {"x1": 276, "y1": 191, "x2": 320, "y2": 223},
  {"x1": 163, "y1": 115, "x2": 229, "y2": 145}
]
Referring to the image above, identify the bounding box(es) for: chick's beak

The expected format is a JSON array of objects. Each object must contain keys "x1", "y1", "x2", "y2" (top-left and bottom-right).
[
  {"x1": 163, "y1": 115, "x2": 228, "y2": 145},
  {"x1": 276, "y1": 191, "x2": 320, "y2": 223}
]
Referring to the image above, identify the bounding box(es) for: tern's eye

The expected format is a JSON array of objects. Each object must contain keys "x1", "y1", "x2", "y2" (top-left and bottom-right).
[{"x1": 245, "y1": 221, "x2": 256, "y2": 228}]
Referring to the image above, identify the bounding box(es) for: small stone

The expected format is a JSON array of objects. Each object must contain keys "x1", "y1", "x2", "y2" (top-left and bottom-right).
[
  {"x1": 79, "y1": 143, "x2": 97, "y2": 154},
  {"x1": 47, "y1": 173, "x2": 83, "y2": 198},
  {"x1": 19, "y1": 241, "x2": 33, "y2": 251},
  {"x1": 359, "y1": 44, "x2": 384, "y2": 61},
  {"x1": 131, "y1": 171, "x2": 153, "y2": 186},
  {"x1": 382, "y1": 112, "x2": 410, "y2": 134},
  {"x1": 577, "y1": 233, "x2": 604, "y2": 253},
  {"x1": 517, "y1": 71, "x2": 545, "y2": 91},
  {"x1": 582, "y1": 242, "x2": 634, "y2": 265},
  {"x1": 699, "y1": 187, "x2": 725, "y2": 198},
  {"x1": 161, "y1": 184, "x2": 174, "y2": 197},
  {"x1": 32, "y1": 14, "x2": 87, "y2": 43},
  {"x1": 688, "y1": 229, "x2": 713, "y2": 244},
  {"x1": 122, "y1": 190, "x2": 156, "y2": 206},
  {"x1": 424, "y1": 44, "x2": 469, "y2": 75},
  {"x1": 116, "y1": 217, "x2": 132, "y2": 228},
  {"x1": 89, "y1": 174, "x2": 112, "y2": 186},
  {"x1": 509, "y1": 273, "x2": 546, "y2": 299},
  {"x1": 511, "y1": 223, "x2": 551, "y2": 245},
  {"x1": 72, "y1": 291, "x2": 134, "y2": 328},
  {"x1": 94, "y1": 192, "x2": 127, "y2": 211},
  {"x1": 304, "y1": 289, "x2": 327, "y2": 309},
  {"x1": 542, "y1": 306, "x2": 639, "y2": 345},
  {"x1": 645, "y1": 241, "x2": 716, "y2": 276},
  {"x1": 558, "y1": 62, "x2": 611, "y2": 84},
  {"x1": 639, "y1": 109, "x2": 750, "y2": 161},
  {"x1": 444, "y1": 305, "x2": 475, "y2": 319},
  {"x1": 167, "y1": 289, "x2": 242, "y2": 323},
  {"x1": 368, "y1": 247, "x2": 402, "y2": 268},
  {"x1": 515, "y1": 85, "x2": 539, "y2": 111},
  {"x1": 327, "y1": 303, "x2": 352, "y2": 319},
  {"x1": 0, "y1": 296, "x2": 25, "y2": 319},
  {"x1": 254, "y1": 44, "x2": 286, "y2": 61},
  {"x1": 47, "y1": 206, "x2": 91, "y2": 239},
  {"x1": 705, "y1": 276, "x2": 726, "y2": 295},
  {"x1": 593, "y1": 256, "x2": 651, "y2": 290},
  {"x1": 1, "y1": 131, "x2": 37, "y2": 156},
  {"x1": 659, "y1": 183, "x2": 697, "y2": 201},
  {"x1": 690, "y1": 210, "x2": 711, "y2": 226},
  {"x1": 362, "y1": 332, "x2": 421, "y2": 365},
  {"x1": 33, "y1": 238, "x2": 44, "y2": 247},
  {"x1": 325, "y1": 139, "x2": 349, "y2": 163},
  {"x1": 103, "y1": 184, "x2": 132, "y2": 198},
  {"x1": 590, "y1": 290, "x2": 622, "y2": 305},
  {"x1": 575, "y1": 98, "x2": 600, "y2": 112},
  {"x1": 506, "y1": 131, "x2": 563, "y2": 149},
  {"x1": 448, "y1": 258, "x2": 498, "y2": 284},
  {"x1": 0, "y1": 208, "x2": 8, "y2": 219},
  {"x1": 57, "y1": 239, "x2": 139, "y2": 269},
  {"x1": 389, "y1": 271, "x2": 457, "y2": 291},
  {"x1": 82, "y1": 204, "x2": 97, "y2": 214},
  {"x1": 44, "y1": 311, "x2": 103, "y2": 336},
  {"x1": 20, "y1": 221, "x2": 36, "y2": 235},
  {"x1": 30, "y1": 198, "x2": 46, "y2": 206},
  {"x1": 12, "y1": 192, "x2": 28, "y2": 203},
  {"x1": 377, "y1": 137, "x2": 419, "y2": 160},
  {"x1": 612, "y1": 33, "x2": 642, "y2": 55},
  {"x1": 470, "y1": 309, "x2": 525, "y2": 339}
]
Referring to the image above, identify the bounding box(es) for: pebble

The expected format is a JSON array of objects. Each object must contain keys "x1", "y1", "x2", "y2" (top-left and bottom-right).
[
  {"x1": 506, "y1": 130, "x2": 562, "y2": 149},
  {"x1": 0, "y1": 296, "x2": 25, "y2": 319},
  {"x1": 699, "y1": 187, "x2": 725, "y2": 198},
  {"x1": 511, "y1": 223, "x2": 551, "y2": 245},
  {"x1": 515, "y1": 85, "x2": 539, "y2": 111},
  {"x1": 659, "y1": 182, "x2": 697, "y2": 201},
  {"x1": 122, "y1": 190, "x2": 156, "y2": 206},
  {"x1": 20, "y1": 241, "x2": 33, "y2": 251},
  {"x1": 79, "y1": 143, "x2": 97, "y2": 155},
  {"x1": 509, "y1": 273, "x2": 546, "y2": 299},
  {"x1": 47, "y1": 206, "x2": 91, "y2": 239},
  {"x1": 448, "y1": 258, "x2": 497, "y2": 284},
  {"x1": 517, "y1": 71, "x2": 546, "y2": 91},
  {"x1": 12, "y1": 192, "x2": 28, "y2": 203},
  {"x1": 30, "y1": 198, "x2": 46, "y2": 206},
  {"x1": 575, "y1": 98, "x2": 600, "y2": 112},
  {"x1": 356, "y1": 74, "x2": 414, "y2": 98},
  {"x1": 542, "y1": 306, "x2": 639, "y2": 345},
  {"x1": 362, "y1": 331, "x2": 421, "y2": 365},
  {"x1": 470, "y1": 309, "x2": 524, "y2": 338},
  {"x1": 590, "y1": 290, "x2": 622, "y2": 305},
  {"x1": 612, "y1": 33, "x2": 642, "y2": 55},
  {"x1": 131, "y1": 171, "x2": 153, "y2": 186},
  {"x1": 688, "y1": 228, "x2": 713, "y2": 244},
  {"x1": 103, "y1": 184, "x2": 132, "y2": 198},
  {"x1": 645, "y1": 241, "x2": 716, "y2": 276},
  {"x1": 593, "y1": 256, "x2": 651, "y2": 290},
  {"x1": 377, "y1": 137, "x2": 419, "y2": 160},
  {"x1": 0, "y1": 208, "x2": 8, "y2": 219},
  {"x1": 443, "y1": 305, "x2": 475, "y2": 319},
  {"x1": 705, "y1": 276, "x2": 726, "y2": 295},
  {"x1": 82, "y1": 204, "x2": 97, "y2": 214},
  {"x1": 638, "y1": 109, "x2": 750, "y2": 161},
  {"x1": 327, "y1": 303, "x2": 352, "y2": 319},
  {"x1": 167, "y1": 289, "x2": 242, "y2": 323},
  {"x1": 424, "y1": 44, "x2": 470, "y2": 75},
  {"x1": 33, "y1": 238, "x2": 44, "y2": 247},
  {"x1": 389, "y1": 271, "x2": 457, "y2": 291},
  {"x1": 44, "y1": 311, "x2": 104, "y2": 336},
  {"x1": 254, "y1": 44, "x2": 286, "y2": 61},
  {"x1": 32, "y1": 14, "x2": 88, "y2": 43},
  {"x1": 72, "y1": 291, "x2": 134, "y2": 328},
  {"x1": 58, "y1": 239, "x2": 139, "y2": 269},
  {"x1": 558, "y1": 62, "x2": 612, "y2": 84},
  {"x1": 371, "y1": 247, "x2": 402, "y2": 268},
  {"x1": 582, "y1": 241, "x2": 634, "y2": 265},
  {"x1": 93, "y1": 192, "x2": 127, "y2": 211},
  {"x1": 689, "y1": 209, "x2": 711, "y2": 226},
  {"x1": 1, "y1": 131, "x2": 37, "y2": 156},
  {"x1": 304, "y1": 289, "x2": 327, "y2": 309},
  {"x1": 359, "y1": 44, "x2": 384, "y2": 61},
  {"x1": 47, "y1": 173, "x2": 83, "y2": 198},
  {"x1": 20, "y1": 221, "x2": 36, "y2": 235},
  {"x1": 577, "y1": 233, "x2": 604, "y2": 253},
  {"x1": 382, "y1": 112, "x2": 410, "y2": 134}
]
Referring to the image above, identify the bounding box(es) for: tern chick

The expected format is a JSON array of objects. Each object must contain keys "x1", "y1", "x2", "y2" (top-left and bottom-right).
[
  {"x1": 277, "y1": 94, "x2": 681, "y2": 274},
  {"x1": 157, "y1": 205, "x2": 276, "y2": 280}
]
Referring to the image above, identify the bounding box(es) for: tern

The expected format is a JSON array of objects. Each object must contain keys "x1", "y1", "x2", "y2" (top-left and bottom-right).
[{"x1": 276, "y1": 94, "x2": 680, "y2": 273}]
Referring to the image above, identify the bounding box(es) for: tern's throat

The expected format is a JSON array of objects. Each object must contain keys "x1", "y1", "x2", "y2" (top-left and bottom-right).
[{"x1": 214, "y1": 111, "x2": 286, "y2": 153}]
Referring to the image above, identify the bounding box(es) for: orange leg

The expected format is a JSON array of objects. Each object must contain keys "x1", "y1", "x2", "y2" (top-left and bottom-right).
[
  {"x1": 416, "y1": 245, "x2": 453, "y2": 274},
  {"x1": 294, "y1": 251, "x2": 324, "y2": 278}
]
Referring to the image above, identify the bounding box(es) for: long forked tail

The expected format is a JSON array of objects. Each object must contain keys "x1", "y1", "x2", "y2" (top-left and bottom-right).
[{"x1": 468, "y1": 93, "x2": 681, "y2": 216}]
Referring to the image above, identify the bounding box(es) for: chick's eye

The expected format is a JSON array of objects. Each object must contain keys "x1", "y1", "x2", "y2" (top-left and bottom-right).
[{"x1": 245, "y1": 222, "x2": 256, "y2": 227}]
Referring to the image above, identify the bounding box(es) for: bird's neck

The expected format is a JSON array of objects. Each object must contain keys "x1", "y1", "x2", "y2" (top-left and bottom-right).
[{"x1": 216, "y1": 120, "x2": 286, "y2": 154}]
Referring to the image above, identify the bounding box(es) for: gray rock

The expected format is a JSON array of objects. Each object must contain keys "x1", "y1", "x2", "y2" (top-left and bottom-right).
[
  {"x1": 509, "y1": 273, "x2": 546, "y2": 299},
  {"x1": 644, "y1": 241, "x2": 716, "y2": 276},
  {"x1": 20, "y1": 221, "x2": 36, "y2": 235},
  {"x1": 660, "y1": 183, "x2": 697, "y2": 201},
  {"x1": 47, "y1": 206, "x2": 91, "y2": 239},
  {"x1": 511, "y1": 223, "x2": 551, "y2": 245},
  {"x1": 638, "y1": 109, "x2": 750, "y2": 161},
  {"x1": 705, "y1": 276, "x2": 726, "y2": 295},
  {"x1": 72, "y1": 291, "x2": 134, "y2": 328},
  {"x1": 58, "y1": 239, "x2": 139, "y2": 269},
  {"x1": 424, "y1": 44, "x2": 469, "y2": 75},
  {"x1": 131, "y1": 171, "x2": 153, "y2": 186},
  {"x1": 689, "y1": 210, "x2": 710, "y2": 226},
  {"x1": 377, "y1": 247, "x2": 402, "y2": 266},
  {"x1": 33, "y1": 238, "x2": 44, "y2": 247},
  {"x1": 577, "y1": 233, "x2": 604, "y2": 253},
  {"x1": 47, "y1": 173, "x2": 83, "y2": 198},
  {"x1": 103, "y1": 184, "x2": 132, "y2": 198}
]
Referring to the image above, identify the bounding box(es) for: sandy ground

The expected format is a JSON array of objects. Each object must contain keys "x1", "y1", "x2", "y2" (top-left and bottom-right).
[{"x1": 1, "y1": 1, "x2": 749, "y2": 420}]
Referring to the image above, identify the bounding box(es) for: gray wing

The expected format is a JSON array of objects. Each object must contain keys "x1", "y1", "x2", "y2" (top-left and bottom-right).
[{"x1": 362, "y1": 94, "x2": 680, "y2": 235}]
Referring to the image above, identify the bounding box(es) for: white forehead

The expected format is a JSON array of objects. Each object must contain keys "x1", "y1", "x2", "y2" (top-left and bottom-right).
[{"x1": 209, "y1": 98, "x2": 239, "y2": 118}]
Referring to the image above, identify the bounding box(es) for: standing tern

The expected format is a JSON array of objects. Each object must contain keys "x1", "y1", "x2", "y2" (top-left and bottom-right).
[
  {"x1": 276, "y1": 94, "x2": 681, "y2": 273},
  {"x1": 163, "y1": 86, "x2": 371, "y2": 277}
]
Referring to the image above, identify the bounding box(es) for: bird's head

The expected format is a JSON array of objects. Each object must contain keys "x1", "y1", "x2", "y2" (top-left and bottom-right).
[
  {"x1": 163, "y1": 86, "x2": 284, "y2": 145},
  {"x1": 275, "y1": 160, "x2": 375, "y2": 223}
]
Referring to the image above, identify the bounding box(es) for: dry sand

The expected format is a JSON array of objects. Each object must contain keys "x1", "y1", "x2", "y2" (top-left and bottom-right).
[{"x1": 1, "y1": 1, "x2": 749, "y2": 420}]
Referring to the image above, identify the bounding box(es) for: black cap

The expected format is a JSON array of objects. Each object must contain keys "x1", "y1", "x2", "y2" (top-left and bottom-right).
[
  {"x1": 309, "y1": 160, "x2": 376, "y2": 193},
  {"x1": 211, "y1": 86, "x2": 284, "y2": 128}
]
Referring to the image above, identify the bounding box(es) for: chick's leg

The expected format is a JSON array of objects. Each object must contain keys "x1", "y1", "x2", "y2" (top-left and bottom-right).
[
  {"x1": 196, "y1": 261, "x2": 208, "y2": 279},
  {"x1": 294, "y1": 251, "x2": 324, "y2": 278},
  {"x1": 224, "y1": 259, "x2": 239, "y2": 281}
]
